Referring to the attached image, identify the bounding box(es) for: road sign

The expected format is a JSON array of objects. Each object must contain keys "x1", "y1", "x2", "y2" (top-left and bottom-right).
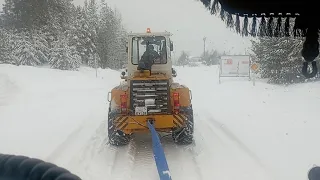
[
  {"x1": 219, "y1": 55, "x2": 251, "y2": 84},
  {"x1": 251, "y1": 63, "x2": 259, "y2": 71}
]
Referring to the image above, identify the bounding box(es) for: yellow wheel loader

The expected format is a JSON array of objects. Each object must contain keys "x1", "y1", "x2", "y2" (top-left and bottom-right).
[{"x1": 107, "y1": 28, "x2": 194, "y2": 146}]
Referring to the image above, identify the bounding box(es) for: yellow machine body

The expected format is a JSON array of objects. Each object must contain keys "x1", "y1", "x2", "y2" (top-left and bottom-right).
[
  {"x1": 109, "y1": 70, "x2": 192, "y2": 134},
  {"x1": 107, "y1": 29, "x2": 194, "y2": 145}
]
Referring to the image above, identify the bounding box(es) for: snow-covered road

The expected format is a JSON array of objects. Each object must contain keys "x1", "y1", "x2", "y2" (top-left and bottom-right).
[{"x1": 0, "y1": 64, "x2": 318, "y2": 180}]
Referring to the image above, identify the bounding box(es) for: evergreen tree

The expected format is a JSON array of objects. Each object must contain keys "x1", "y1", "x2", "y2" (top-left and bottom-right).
[
  {"x1": 251, "y1": 36, "x2": 310, "y2": 84},
  {"x1": 2, "y1": 0, "x2": 73, "y2": 31},
  {"x1": 201, "y1": 49, "x2": 220, "y2": 65},
  {"x1": 12, "y1": 31, "x2": 48, "y2": 66},
  {"x1": 177, "y1": 51, "x2": 189, "y2": 66},
  {"x1": 0, "y1": 0, "x2": 128, "y2": 70},
  {"x1": 49, "y1": 35, "x2": 81, "y2": 70},
  {"x1": 0, "y1": 29, "x2": 17, "y2": 65},
  {"x1": 97, "y1": 2, "x2": 126, "y2": 69},
  {"x1": 67, "y1": 6, "x2": 90, "y2": 65},
  {"x1": 79, "y1": 0, "x2": 99, "y2": 66}
]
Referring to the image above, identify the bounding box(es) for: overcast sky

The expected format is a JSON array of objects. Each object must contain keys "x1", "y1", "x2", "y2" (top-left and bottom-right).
[{"x1": 0, "y1": 0, "x2": 252, "y2": 56}]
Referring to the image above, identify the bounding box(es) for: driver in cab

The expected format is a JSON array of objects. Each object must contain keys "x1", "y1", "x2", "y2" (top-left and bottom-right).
[{"x1": 137, "y1": 44, "x2": 160, "y2": 71}]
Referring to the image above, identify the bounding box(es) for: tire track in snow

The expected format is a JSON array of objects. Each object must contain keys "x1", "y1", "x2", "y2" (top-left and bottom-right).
[
  {"x1": 125, "y1": 130, "x2": 206, "y2": 180},
  {"x1": 107, "y1": 131, "x2": 204, "y2": 180},
  {"x1": 65, "y1": 120, "x2": 119, "y2": 180},
  {"x1": 64, "y1": 116, "x2": 207, "y2": 180},
  {"x1": 183, "y1": 112, "x2": 228, "y2": 180},
  {"x1": 107, "y1": 123, "x2": 204, "y2": 180},
  {"x1": 61, "y1": 109, "x2": 274, "y2": 180},
  {"x1": 108, "y1": 139, "x2": 137, "y2": 180},
  {"x1": 69, "y1": 128, "x2": 157, "y2": 180},
  {"x1": 45, "y1": 122, "x2": 85, "y2": 163},
  {"x1": 65, "y1": 120, "x2": 137, "y2": 180},
  {"x1": 212, "y1": 119, "x2": 266, "y2": 166},
  {"x1": 129, "y1": 133, "x2": 159, "y2": 180},
  {"x1": 203, "y1": 111, "x2": 267, "y2": 169},
  {"x1": 199, "y1": 111, "x2": 275, "y2": 180},
  {"x1": 45, "y1": 112, "x2": 103, "y2": 167}
]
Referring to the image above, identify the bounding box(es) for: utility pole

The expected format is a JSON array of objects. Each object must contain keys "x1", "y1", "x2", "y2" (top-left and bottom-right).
[
  {"x1": 94, "y1": 54, "x2": 97, "y2": 78},
  {"x1": 203, "y1": 37, "x2": 206, "y2": 57}
]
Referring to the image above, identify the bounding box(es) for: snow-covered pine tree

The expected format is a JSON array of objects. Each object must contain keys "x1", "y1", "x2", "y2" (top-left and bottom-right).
[
  {"x1": 251, "y1": 36, "x2": 306, "y2": 84},
  {"x1": 69, "y1": 6, "x2": 87, "y2": 64},
  {"x1": 112, "y1": 10, "x2": 127, "y2": 69},
  {"x1": 250, "y1": 17, "x2": 317, "y2": 84},
  {"x1": 177, "y1": 51, "x2": 189, "y2": 66},
  {"x1": 46, "y1": 0, "x2": 74, "y2": 33},
  {"x1": 0, "y1": 28, "x2": 17, "y2": 65},
  {"x1": 96, "y1": 0, "x2": 110, "y2": 69},
  {"x1": 49, "y1": 36, "x2": 81, "y2": 71},
  {"x1": 30, "y1": 30, "x2": 50, "y2": 64},
  {"x1": 11, "y1": 31, "x2": 48, "y2": 66},
  {"x1": 86, "y1": 0, "x2": 99, "y2": 59},
  {"x1": 0, "y1": 0, "x2": 127, "y2": 70},
  {"x1": 2, "y1": 0, "x2": 15, "y2": 29},
  {"x1": 87, "y1": 52, "x2": 101, "y2": 68},
  {"x1": 251, "y1": 38, "x2": 275, "y2": 78},
  {"x1": 97, "y1": 3, "x2": 127, "y2": 69},
  {"x1": 201, "y1": 50, "x2": 220, "y2": 65},
  {"x1": 71, "y1": 1, "x2": 99, "y2": 67},
  {"x1": 2, "y1": 0, "x2": 73, "y2": 31}
]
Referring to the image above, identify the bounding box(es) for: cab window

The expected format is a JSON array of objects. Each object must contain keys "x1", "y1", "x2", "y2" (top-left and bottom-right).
[{"x1": 131, "y1": 36, "x2": 167, "y2": 65}]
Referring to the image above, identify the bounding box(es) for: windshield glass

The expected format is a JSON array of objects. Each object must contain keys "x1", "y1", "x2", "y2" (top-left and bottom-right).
[{"x1": 131, "y1": 36, "x2": 167, "y2": 65}]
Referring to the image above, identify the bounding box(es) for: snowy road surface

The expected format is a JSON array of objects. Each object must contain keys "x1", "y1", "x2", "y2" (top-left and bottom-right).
[{"x1": 0, "y1": 64, "x2": 319, "y2": 180}]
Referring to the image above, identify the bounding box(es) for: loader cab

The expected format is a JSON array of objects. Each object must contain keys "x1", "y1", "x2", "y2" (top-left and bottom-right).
[{"x1": 125, "y1": 29, "x2": 174, "y2": 80}]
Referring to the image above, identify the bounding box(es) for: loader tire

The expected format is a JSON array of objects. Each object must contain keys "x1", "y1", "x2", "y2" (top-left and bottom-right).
[
  {"x1": 107, "y1": 105, "x2": 130, "y2": 146},
  {"x1": 172, "y1": 106, "x2": 194, "y2": 145}
]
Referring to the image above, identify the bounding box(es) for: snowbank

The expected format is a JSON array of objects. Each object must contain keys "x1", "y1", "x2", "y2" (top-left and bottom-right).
[
  {"x1": 1, "y1": 64, "x2": 319, "y2": 180},
  {"x1": 0, "y1": 64, "x2": 121, "y2": 162},
  {"x1": 175, "y1": 65, "x2": 320, "y2": 180}
]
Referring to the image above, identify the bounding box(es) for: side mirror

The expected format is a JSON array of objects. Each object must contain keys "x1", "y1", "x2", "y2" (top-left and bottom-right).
[
  {"x1": 121, "y1": 71, "x2": 126, "y2": 79},
  {"x1": 172, "y1": 68, "x2": 177, "y2": 77},
  {"x1": 170, "y1": 42, "x2": 173, "y2": 51},
  {"x1": 107, "y1": 92, "x2": 111, "y2": 102}
]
